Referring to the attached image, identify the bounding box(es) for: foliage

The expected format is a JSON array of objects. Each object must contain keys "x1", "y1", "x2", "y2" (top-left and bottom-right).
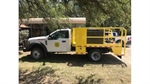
[
  {"x1": 19, "y1": 0, "x2": 131, "y2": 34},
  {"x1": 76, "y1": 0, "x2": 131, "y2": 34},
  {"x1": 19, "y1": 30, "x2": 29, "y2": 43},
  {"x1": 19, "y1": 0, "x2": 66, "y2": 30}
]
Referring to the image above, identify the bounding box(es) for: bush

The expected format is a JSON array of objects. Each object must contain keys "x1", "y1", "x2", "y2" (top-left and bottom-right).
[{"x1": 19, "y1": 30, "x2": 29, "y2": 43}]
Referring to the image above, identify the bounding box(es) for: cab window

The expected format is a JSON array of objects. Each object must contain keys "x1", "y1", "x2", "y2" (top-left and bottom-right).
[{"x1": 50, "y1": 30, "x2": 69, "y2": 40}]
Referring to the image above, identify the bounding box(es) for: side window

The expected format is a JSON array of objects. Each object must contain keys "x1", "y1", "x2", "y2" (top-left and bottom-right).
[
  {"x1": 50, "y1": 30, "x2": 69, "y2": 40},
  {"x1": 59, "y1": 31, "x2": 69, "y2": 38}
]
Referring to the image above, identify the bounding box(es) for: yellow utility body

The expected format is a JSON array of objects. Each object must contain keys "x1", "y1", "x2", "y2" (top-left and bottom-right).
[{"x1": 71, "y1": 27, "x2": 126, "y2": 60}]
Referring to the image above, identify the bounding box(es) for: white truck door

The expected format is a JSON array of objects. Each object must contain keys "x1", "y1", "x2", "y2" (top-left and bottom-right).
[{"x1": 46, "y1": 30, "x2": 71, "y2": 52}]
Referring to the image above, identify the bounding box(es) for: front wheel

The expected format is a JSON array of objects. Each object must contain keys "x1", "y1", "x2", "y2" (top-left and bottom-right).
[
  {"x1": 88, "y1": 49, "x2": 102, "y2": 62},
  {"x1": 31, "y1": 47, "x2": 44, "y2": 60}
]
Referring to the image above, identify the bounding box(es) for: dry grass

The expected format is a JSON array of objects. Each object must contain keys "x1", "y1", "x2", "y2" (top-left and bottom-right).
[{"x1": 19, "y1": 47, "x2": 131, "y2": 84}]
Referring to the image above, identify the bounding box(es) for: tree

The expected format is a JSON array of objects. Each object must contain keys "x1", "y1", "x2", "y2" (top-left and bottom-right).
[
  {"x1": 19, "y1": 0, "x2": 131, "y2": 34},
  {"x1": 19, "y1": 0, "x2": 66, "y2": 31}
]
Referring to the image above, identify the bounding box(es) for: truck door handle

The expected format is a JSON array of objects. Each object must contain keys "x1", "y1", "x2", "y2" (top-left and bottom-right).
[{"x1": 62, "y1": 40, "x2": 66, "y2": 42}]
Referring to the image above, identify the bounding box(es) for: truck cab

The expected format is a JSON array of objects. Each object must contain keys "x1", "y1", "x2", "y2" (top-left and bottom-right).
[{"x1": 23, "y1": 28, "x2": 71, "y2": 59}]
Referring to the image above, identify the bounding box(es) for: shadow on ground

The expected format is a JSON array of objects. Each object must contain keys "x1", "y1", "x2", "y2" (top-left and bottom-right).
[
  {"x1": 19, "y1": 67, "x2": 65, "y2": 84},
  {"x1": 19, "y1": 67, "x2": 104, "y2": 84},
  {"x1": 19, "y1": 53, "x2": 127, "y2": 67},
  {"x1": 76, "y1": 74, "x2": 104, "y2": 84}
]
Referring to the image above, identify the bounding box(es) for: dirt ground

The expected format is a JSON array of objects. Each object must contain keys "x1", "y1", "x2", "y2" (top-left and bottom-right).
[
  {"x1": 122, "y1": 47, "x2": 131, "y2": 65},
  {"x1": 19, "y1": 45, "x2": 131, "y2": 84}
]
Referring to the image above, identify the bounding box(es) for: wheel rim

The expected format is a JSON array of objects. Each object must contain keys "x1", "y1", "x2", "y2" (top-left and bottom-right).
[
  {"x1": 91, "y1": 52, "x2": 101, "y2": 61},
  {"x1": 32, "y1": 50, "x2": 41, "y2": 59}
]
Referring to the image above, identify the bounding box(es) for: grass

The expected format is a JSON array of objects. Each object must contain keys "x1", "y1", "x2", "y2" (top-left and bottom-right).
[{"x1": 19, "y1": 50, "x2": 131, "y2": 84}]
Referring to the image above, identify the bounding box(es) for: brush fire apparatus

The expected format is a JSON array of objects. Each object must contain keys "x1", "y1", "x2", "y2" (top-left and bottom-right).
[{"x1": 23, "y1": 27, "x2": 127, "y2": 62}]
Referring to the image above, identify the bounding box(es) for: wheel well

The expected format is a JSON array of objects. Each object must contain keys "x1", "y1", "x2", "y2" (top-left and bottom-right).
[
  {"x1": 29, "y1": 43, "x2": 48, "y2": 57},
  {"x1": 30, "y1": 44, "x2": 44, "y2": 52}
]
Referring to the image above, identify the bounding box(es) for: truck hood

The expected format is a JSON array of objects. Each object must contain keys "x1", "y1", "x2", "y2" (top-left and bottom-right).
[{"x1": 28, "y1": 36, "x2": 47, "y2": 41}]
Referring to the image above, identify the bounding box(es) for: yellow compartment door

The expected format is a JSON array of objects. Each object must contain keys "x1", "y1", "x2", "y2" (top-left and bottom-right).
[
  {"x1": 75, "y1": 28, "x2": 86, "y2": 54},
  {"x1": 111, "y1": 47, "x2": 123, "y2": 55},
  {"x1": 76, "y1": 46, "x2": 86, "y2": 54}
]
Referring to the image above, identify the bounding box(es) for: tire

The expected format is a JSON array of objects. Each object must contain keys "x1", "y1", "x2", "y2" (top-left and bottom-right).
[
  {"x1": 88, "y1": 49, "x2": 102, "y2": 62},
  {"x1": 116, "y1": 40, "x2": 124, "y2": 47},
  {"x1": 31, "y1": 47, "x2": 44, "y2": 60}
]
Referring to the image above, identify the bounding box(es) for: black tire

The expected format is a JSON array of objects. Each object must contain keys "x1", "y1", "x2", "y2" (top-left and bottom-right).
[
  {"x1": 116, "y1": 40, "x2": 124, "y2": 47},
  {"x1": 31, "y1": 47, "x2": 44, "y2": 60},
  {"x1": 88, "y1": 49, "x2": 102, "y2": 62}
]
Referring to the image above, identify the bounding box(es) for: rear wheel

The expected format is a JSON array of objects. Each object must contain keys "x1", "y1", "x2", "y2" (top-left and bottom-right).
[
  {"x1": 31, "y1": 47, "x2": 44, "y2": 60},
  {"x1": 88, "y1": 49, "x2": 102, "y2": 62}
]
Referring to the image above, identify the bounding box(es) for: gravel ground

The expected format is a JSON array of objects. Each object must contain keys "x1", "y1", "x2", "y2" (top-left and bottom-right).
[{"x1": 123, "y1": 45, "x2": 131, "y2": 65}]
